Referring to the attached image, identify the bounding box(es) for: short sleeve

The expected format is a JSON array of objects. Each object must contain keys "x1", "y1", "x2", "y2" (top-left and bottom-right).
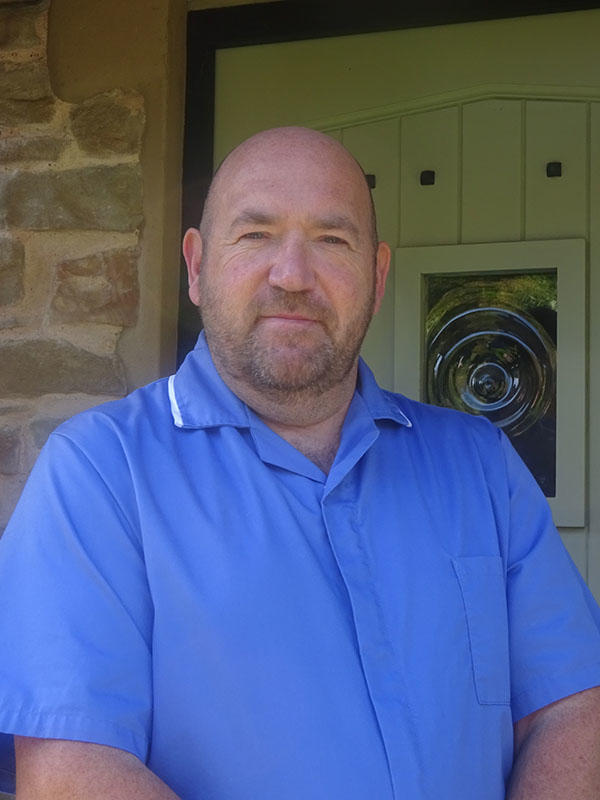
[
  {"x1": 0, "y1": 430, "x2": 153, "y2": 794},
  {"x1": 501, "y1": 433, "x2": 600, "y2": 721}
]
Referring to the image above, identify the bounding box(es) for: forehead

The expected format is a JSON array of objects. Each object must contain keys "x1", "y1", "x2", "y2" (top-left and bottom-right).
[{"x1": 213, "y1": 138, "x2": 371, "y2": 227}]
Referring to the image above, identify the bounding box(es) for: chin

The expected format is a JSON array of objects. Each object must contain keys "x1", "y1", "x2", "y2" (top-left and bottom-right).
[{"x1": 250, "y1": 343, "x2": 354, "y2": 395}]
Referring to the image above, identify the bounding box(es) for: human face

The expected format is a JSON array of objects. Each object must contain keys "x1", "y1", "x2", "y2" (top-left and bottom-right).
[{"x1": 184, "y1": 131, "x2": 390, "y2": 397}]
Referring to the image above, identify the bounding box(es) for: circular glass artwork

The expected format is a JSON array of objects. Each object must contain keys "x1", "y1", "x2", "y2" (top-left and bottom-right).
[
  {"x1": 427, "y1": 304, "x2": 555, "y2": 436},
  {"x1": 424, "y1": 273, "x2": 557, "y2": 496}
]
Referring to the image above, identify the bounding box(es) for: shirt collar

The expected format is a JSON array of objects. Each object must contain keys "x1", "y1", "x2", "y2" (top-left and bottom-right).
[
  {"x1": 355, "y1": 358, "x2": 413, "y2": 429},
  {"x1": 168, "y1": 331, "x2": 413, "y2": 431},
  {"x1": 168, "y1": 332, "x2": 251, "y2": 430}
]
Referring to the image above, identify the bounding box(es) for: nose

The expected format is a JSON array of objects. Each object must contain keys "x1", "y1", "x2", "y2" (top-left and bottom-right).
[{"x1": 267, "y1": 235, "x2": 316, "y2": 293}]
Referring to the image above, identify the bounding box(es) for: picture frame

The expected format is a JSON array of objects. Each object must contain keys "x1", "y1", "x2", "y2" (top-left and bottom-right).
[{"x1": 394, "y1": 239, "x2": 586, "y2": 527}]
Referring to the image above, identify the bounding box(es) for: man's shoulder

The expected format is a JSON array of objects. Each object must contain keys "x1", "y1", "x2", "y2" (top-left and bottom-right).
[
  {"x1": 380, "y1": 388, "x2": 501, "y2": 445},
  {"x1": 359, "y1": 362, "x2": 501, "y2": 450},
  {"x1": 51, "y1": 375, "x2": 172, "y2": 452}
]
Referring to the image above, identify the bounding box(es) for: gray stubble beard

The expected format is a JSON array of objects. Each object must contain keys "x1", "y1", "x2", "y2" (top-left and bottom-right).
[{"x1": 200, "y1": 279, "x2": 376, "y2": 401}]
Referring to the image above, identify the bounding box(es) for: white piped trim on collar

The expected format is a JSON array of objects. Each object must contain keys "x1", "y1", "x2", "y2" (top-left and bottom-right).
[{"x1": 168, "y1": 374, "x2": 184, "y2": 428}]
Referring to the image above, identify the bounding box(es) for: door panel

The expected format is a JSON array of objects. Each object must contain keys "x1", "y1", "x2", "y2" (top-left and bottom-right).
[
  {"x1": 525, "y1": 101, "x2": 588, "y2": 239},
  {"x1": 462, "y1": 99, "x2": 522, "y2": 243},
  {"x1": 400, "y1": 108, "x2": 459, "y2": 247}
]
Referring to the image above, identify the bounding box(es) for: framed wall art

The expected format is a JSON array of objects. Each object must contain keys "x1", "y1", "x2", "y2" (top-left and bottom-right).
[{"x1": 394, "y1": 239, "x2": 586, "y2": 527}]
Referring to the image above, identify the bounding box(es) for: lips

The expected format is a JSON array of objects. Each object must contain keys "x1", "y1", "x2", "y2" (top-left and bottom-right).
[
  {"x1": 261, "y1": 313, "x2": 317, "y2": 323},
  {"x1": 258, "y1": 315, "x2": 323, "y2": 334},
  {"x1": 252, "y1": 289, "x2": 333, "y2": 329}
]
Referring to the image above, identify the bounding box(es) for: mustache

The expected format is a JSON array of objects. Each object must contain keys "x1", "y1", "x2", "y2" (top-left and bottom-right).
[{"x1": 252, "y1": 288, "x2": 333, "y2": 323}]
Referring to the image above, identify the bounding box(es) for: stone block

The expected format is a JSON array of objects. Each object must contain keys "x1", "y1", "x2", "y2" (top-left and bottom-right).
[
  {"x1": 0, "y1": 339, "x2": 126, "y2": 396},
  {"x1": 0, "y1": 405, "x2": 24, "y2": 415},
  {"x1": 52, "y1": 246, "x2": 139, "y2": 326},
  {"x1": 0, "y1": 236, "x2": 24, "y2": 306},
  {"x1": 30, "y1": 416, "x2": 65, "y2": 448},
  {"x1": 0, "y1": 96, "x2": 54, "y2": 125},
  {"x1": 0, "y1": 135, "x2": 65, "y2": 163},
  {"x1": 1, "y1": 165, "x2": 143, "y2": 231},
  {"x1": 0, "y1": 268, "x2": 23, "y2": 306},
  {"x1": 70, "y1": 89, "x2": 144, "y2": 157},
  {"x1": 0, "y1": 61, "x2": 51, "y2": 101},
  {"x1": 0, "y1": 423, "x2": 21, "y2": 475},
  {"x1": 0, "y1": 267, "x2": 23, "y2": 306},
  {"x1": 0, "y1": 2, "x2": 44, "y2": 49}
]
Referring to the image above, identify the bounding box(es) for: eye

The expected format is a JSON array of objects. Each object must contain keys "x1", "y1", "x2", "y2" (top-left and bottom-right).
[
  {"x1": 321, "y1": 235, "x2": 347, "y2": 245},
  {"x1": 240, "y1": 231, "x2": 267, "y2": 240}
]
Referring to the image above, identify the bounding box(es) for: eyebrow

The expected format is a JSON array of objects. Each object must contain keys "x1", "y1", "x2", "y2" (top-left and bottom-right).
[
  {"x1": 229, "y1": 209, "x2": 361, "y2": 240},
  {"x1": 227, "y1": 210, "x2": 279, "y2": 236},
  {"x1": 230, "y1": 210, "x2": 277, "y2": 230},
  {"x1": 312, "y1": 214, "x2": 360, "y2": 240}
]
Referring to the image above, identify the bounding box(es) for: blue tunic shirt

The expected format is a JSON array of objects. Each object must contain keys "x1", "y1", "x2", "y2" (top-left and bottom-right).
[{"x1": 0, "y1": 333, "x2": 599, "y2": 798}]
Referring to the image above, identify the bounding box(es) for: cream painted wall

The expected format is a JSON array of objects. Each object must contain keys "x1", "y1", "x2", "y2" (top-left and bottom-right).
[{"x1": 47, "y1": 0, "x2": 188, "y2": 387}]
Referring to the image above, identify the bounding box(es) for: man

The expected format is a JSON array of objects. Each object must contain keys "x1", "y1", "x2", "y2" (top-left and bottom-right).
[{"x1": 0, "y1": 127, "x2": 599, "y2": 799}]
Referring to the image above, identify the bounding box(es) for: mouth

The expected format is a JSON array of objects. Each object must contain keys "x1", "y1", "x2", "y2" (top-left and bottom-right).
[{"x1": 259, "y1": 313, "x2": 322, "y2": 327}]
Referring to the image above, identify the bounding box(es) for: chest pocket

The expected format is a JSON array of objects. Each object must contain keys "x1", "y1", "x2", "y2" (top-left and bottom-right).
[{"x1": 452, "y1": 556, "x2": 511, "y2": 705}]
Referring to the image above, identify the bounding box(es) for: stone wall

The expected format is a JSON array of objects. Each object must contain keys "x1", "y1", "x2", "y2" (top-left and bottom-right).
[{"x1": 0, "y1": 0, "x2": 145, "y2": 531}]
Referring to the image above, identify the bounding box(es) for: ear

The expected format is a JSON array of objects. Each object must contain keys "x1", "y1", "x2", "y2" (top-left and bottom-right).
[
  {"x1": 182, "y1": 227, "x2": 204, "y2": 307},
  {"x1": 373, "y1": 241, "x2": 391, "y2": 314}
]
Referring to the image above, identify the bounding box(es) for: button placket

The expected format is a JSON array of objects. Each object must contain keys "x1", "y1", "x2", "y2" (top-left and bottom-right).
[{"x1": 321, "y1": 476, "x2": 425, "y2": 799}]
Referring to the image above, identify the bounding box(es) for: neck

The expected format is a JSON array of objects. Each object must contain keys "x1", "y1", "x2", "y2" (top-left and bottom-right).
[{"x1": 213, "y1": 358, "x2": 359, "y2": 473}]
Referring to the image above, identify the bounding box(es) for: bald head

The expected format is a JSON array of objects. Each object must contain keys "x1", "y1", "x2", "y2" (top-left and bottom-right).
[{"x1": 199, "y1": 127, "x2": 378, "y2": 251}]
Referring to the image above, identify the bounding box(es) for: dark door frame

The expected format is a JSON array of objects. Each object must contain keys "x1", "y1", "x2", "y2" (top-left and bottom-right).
[{"x1": 178, "y1": 0, "x2": 600, "y2": 361}]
